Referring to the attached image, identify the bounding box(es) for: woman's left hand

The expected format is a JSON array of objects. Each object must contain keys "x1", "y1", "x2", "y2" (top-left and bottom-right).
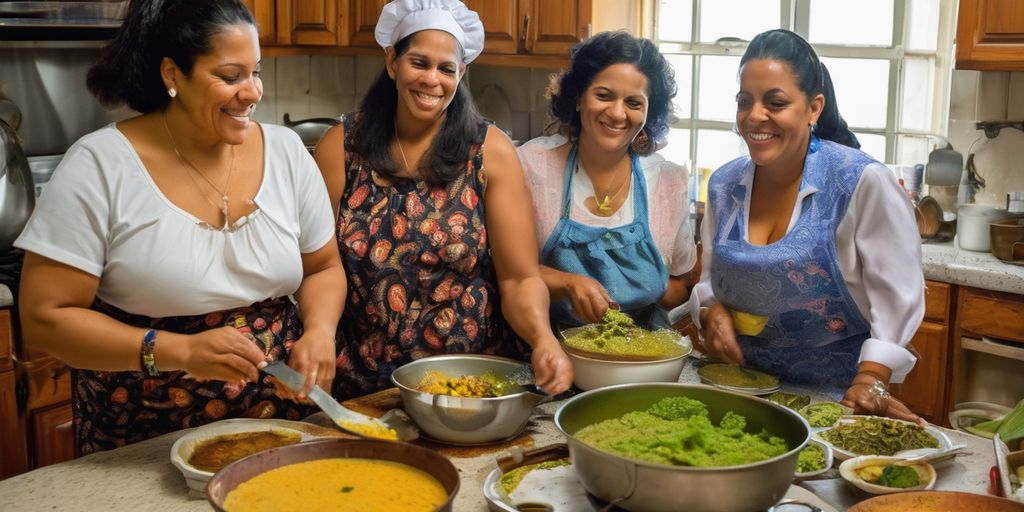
[
  {"x1": 531, "y1": 338, "x2": 574, "y2": 395},
  {"x1": 841, "y1": 380, "x2": 925, "y2": 426},
  {"x1": 285, "y1": 328, "x2": 337, "y2": 399}
]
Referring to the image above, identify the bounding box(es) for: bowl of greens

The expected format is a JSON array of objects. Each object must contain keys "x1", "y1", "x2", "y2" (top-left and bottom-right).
[
  {"x1": 814, "y1": 415, "x2": 954, "y2": 462},
  {"x1": 839, "y1": 455, "x2": 936, "y2": 494}
]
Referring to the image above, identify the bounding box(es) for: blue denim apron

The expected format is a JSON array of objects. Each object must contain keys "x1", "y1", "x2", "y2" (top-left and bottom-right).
[
  {"x1": 708, "y1": 137, "x2": 875, "y2": 392},
  {"x1": 540, "y1": 146, "x2": 669, "y2": 328}
]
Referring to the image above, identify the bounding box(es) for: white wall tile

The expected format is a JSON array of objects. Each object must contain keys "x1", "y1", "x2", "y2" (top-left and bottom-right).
[
  {"x1": 1008, "y1": 72, "x2": 1024, "y2": 120},
  {"x1": 277, "y1": 95, "x2": 312, "y2": 122},
  {"x1": 976, "y1": 71, "x2": 1009, "y2": 121},
  {"x1": 354, "y1": 56, "x2": 385, "y2": 98},
  {"x1": 948, "y1": 70, "x2": 979, "y2": 121},
  {"x1": 309, "y1": 56, "x2": 356, "y2": 96},
  {"x1": 276, "y1": 56, "x2": 311, "y2": 97}
]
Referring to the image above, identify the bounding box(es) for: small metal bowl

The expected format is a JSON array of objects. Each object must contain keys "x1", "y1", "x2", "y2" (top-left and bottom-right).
[
  {"x1": 206, "y1": 438, "x2": 459, "y2": 511},
  {"x1": 390, "y1": 354, "x2": 547, "y2": 445}
]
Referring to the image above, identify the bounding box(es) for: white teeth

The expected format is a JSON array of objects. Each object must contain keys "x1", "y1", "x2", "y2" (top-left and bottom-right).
[
  {"x1": 413, "y1": 91, "x2": 441, "y2": 104},
  {"x1": 749, "y1": 133, "x2": 773, "y2": 141}
]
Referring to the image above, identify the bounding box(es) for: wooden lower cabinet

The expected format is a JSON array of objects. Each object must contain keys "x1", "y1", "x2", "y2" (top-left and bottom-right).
[
  {"x1": 30, "y1": 403, "x2": 74, "y2": 469},
  {"x1": 0, "y1": 369, "x2": 29, "y2": 479},
  {"x1": 891, "y1": 321, "x2": 949, "y2": 425}
]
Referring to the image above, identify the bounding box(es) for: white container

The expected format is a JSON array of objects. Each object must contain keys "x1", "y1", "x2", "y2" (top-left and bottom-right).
[
  {"x1": 566, "y1": 348, "x2": 688, "y2": 391},
  {"x1": 956, "y1": 204, "x2": 1014, "y2": 252}
]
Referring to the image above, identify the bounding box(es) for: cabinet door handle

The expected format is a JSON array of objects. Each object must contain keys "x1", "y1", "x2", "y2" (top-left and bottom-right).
[{"x1": 520, "y1": 13, "x2": 530, "y2": 50}]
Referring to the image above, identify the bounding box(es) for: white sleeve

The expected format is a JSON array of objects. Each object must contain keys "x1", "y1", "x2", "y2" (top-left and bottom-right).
[
  {"x1": 688, "y1": 201, "x2": 719, "y2": 330},
  {"x1": 14, "y1": 139, "x2": 109, "y2": 276},
  {"x1": 658, "y1": 159, "x2": 697, "y2": 277},
  {"x1": 849, "y1": 164, "x2": 924, "y2": 382},
  {"x1": 292, "y1": 132, "x2": 336, "y2": 254}
]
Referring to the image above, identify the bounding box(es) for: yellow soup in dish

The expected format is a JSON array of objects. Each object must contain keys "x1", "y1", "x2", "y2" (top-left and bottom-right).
[{"x1": 223, "y1": 458, "x2": 448, "y2": 512}]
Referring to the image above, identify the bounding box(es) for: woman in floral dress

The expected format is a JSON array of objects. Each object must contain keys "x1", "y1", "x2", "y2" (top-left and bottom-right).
[{"x1": 316, "y1": 0, "x2": 573, "y2": 398}]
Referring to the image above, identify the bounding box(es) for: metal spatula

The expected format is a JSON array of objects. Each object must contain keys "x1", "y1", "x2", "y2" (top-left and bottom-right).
[{"x1": 261, "y1": 360, "x2": 418, "y2": 441}]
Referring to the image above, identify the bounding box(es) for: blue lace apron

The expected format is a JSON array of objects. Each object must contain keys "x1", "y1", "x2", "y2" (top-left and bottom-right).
[
  {"x1": 540, "y1": 146, "x2": 669, "y2": 328},
  {"x1": 708, "y1": 137, "x2": 874, "y2": 393}
]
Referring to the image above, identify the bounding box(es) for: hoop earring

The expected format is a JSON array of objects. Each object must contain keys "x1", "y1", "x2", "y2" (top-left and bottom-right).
[
  {"x1": 168, "y1": 87, "x2": 177, "y2": 98},
  {"x1": 631, "y1": 129, "x2": 652, "y2": 155}
]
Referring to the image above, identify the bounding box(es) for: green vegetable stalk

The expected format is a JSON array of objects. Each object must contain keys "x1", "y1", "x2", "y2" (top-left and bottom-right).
[{"x1": 965, "y1": 399, "x2": 1024, "y2": 444}]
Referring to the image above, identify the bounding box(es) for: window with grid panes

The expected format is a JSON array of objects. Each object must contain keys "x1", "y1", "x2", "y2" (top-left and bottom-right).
[{"x1": 654, "y1": 0, "x2": 956, "y2": 178}]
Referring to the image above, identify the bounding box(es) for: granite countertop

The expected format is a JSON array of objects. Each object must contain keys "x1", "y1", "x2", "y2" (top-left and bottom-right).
[
  {"x1": 0, "y1": 360, "x2": 999, "y2": 512},
  {"x1": 922, "y1": 241, "x2": 1024, "y2": 295}
]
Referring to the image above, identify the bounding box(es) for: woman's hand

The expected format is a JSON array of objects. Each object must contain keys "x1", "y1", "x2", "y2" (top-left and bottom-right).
[
  {"x1": 841, "y1": 377, "x2": 924, "y2": 426},
  {"x1": 177, "y1": 327, "x2": 267, "y2": 384},
  {"x1": 531, "y1": 338, "x2": 574, "y2": 395},
  {"x1": 562, "y1": 273, "x2": 616, "y2": 324},
  {"x1": 286, "y1": 328, "x2": 338, "y2": 399},
  {"x1": 698, "y1": 303, "x2": 745, "y2": 364}
]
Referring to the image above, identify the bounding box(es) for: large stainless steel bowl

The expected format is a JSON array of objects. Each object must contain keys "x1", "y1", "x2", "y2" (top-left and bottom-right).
[
  {"x1": 206, "y1": 438, "x2": 459, "y2": 511},
  {"x1": 391, "y1": 354, "x2": 546, "y2": 445},
  {"x1": 555, "y1": 383, "x2": 810, "y2": 512}
]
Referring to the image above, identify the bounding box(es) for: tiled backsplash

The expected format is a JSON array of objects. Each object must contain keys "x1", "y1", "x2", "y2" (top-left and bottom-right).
[{"x1": 253, "y1": 55, "x2": 561, "y2": 143}]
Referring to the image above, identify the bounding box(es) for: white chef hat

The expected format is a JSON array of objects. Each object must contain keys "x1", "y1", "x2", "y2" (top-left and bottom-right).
[{"x1": 374, "y1": 0, "x2": 484, "y2": 64}]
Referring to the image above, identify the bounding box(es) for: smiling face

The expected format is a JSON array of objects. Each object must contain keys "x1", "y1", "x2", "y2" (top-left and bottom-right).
[
  {"x1": 386, "y1": 30, "x2": 464, "y2": 126},
  {"x1": 736, "y1": 58, "x2": 824, "y2": 172},
  {"x1": 577, "y1": 63, "x2": 650, "y2": 154},
  {"x1": 163, "y1": 23, "x2": 262, "y2": 145}
]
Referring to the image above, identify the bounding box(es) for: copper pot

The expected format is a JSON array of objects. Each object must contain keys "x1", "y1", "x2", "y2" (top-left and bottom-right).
[
  {"x1": 991, "y1": 218, "x2": 1024, "y2": 264},
  {"x1": 847, "y1": 490, "x2": 1024, "y2": 512}
]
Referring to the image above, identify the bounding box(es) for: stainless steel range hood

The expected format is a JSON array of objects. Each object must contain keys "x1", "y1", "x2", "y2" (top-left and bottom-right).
[{"x1": 0, "y1": 1, "x2": 126, "y2": 41}]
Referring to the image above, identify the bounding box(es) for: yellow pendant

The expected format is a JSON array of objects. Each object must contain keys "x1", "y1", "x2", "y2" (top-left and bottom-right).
[{"x1": 596, "y1": 195, "x2": 612, "y2": 214}]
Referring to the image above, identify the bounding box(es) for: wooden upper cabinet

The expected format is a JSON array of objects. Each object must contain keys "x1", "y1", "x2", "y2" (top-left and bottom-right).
[
  {"x1": 276, "y1": 0, "x2": 347, "y2": 46},
  {"x1": 241, "y1": 0, "x2": 278, "y2": 46},
  {"x1": 522, "y1": 0, "x2": 591, "y2": 56},
  {"x1": 349, "y1": 0, "x2": 387, "y2": 48},
  {"x1": 466, "y1": 0, "x2": 522, "y2": 55},
  {"x1": 956, "y1": 0, "x2": 1024, "y2": 71}
]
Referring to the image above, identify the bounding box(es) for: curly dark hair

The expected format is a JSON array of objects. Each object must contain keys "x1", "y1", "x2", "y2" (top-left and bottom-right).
[{"x1": 548, "y1": 31, "x2": 677, "y2": 154}]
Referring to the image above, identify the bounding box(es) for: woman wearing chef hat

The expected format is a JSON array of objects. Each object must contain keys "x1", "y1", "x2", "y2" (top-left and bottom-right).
[{"x1": 315, "y1": 0, "x2": 573, "y2": 398}]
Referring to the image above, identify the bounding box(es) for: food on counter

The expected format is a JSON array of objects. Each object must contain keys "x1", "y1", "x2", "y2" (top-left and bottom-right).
[
  {"x1": 765, "y1": 391, "x2": 811, "y2": 411},
  {"x1": 414, "y1": 370, "x2": 514, "y2": 398},
  {"x1": 819, "y1": 417, "x2": 938, "y2": 456},
  {"x1": 698, "y1": 363, "x2": 779, "y2": 389},
  {"x1": 730, "y1": 309, "x2": 769, "y2": 336},
  {"x1": 499, "y1": 458, "x2": 571, "y2": 494},
  {"x1": 337, "y1": 420, "x2": 398, "y2": 441},
  {"x1": 797, "y1": 442, "x2": 827, "y2": 473},
  {"x1": 855, "y1": 463, "x2": 921, "y2": 488},
  {"x1": 799, "y1": 401, "x2": 848, "y2": 427},
  {"x1": 574, "y1": 396, "x2": 789, "y2": 467},
  {"x1": 224, "y1": 458, "x2": 447, "y2": 511},
  {"x1": 187, "y1": 429, "x2": 301, "y2": 472},
  {"x1": 563, "y1": 309, "x2": 686, "y2": 360},
  {"x1": 965, "y1": 398, "x2": 1024, "y2": 444}
]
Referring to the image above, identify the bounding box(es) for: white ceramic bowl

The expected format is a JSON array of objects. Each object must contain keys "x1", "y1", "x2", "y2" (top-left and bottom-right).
[
  {"x1": 814, "y1": 415, "x2": 956, "y2": 463},
  {"x1": 794, "y1": 438, "x2": 834, "y2": 479},
  {"x1": 560, "y1": 328, "x2": 691, "y2": 391},
  {"x1": 839, "y1": 455, "x2": 936, "y2": 494},
  {"x1": 170, "y1": 418, "x2": 318, "y2": 496}
]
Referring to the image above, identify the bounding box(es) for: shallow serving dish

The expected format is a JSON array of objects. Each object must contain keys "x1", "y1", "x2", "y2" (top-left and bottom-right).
[
  {"x1": 170, "y1": 418, "x2": 322, "y2": 496},
  {"x1": 390, "y1": 354, "x2": 548, "y2": 445},
  {"x1": 555, "y1": 383, "x2": 810, "y2": 512},
  {"x1": 839, "y1": 455, "x2": 936, "y2": 495},
  {"x1": 813, "y1": 415, "x2": 959, "y2": 463},
  {"x1": 794, "y1": 438, "x2": 834, "y2": 479},
  {"x1": 206, "y1": 438, "x2": 459, "y2": 511},
  {"x1": 560, "y1": 327, "x2": 691, "y2": 391}
]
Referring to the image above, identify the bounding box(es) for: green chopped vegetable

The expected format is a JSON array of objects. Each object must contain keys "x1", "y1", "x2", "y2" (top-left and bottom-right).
[
  {"x1": 339, "y1": 486, "x2": 354, "y2": 493},
  {"x1": 799, "y1": 402, "x2": 846, "y2": 428},
  {"x1": 574, "y1": 397, "x2": 789, "y2": 467},
  {"x1": 877, "y1": 464, "x2": 920, "y2": 488},
  {"x1": 819, "y1": 417, "x2": 938, "y2": 456},
  {"x1": 962, "y1": 399, "x2": 1024, "y2": 444},
  {"x1": 563, "y1": 309, "x2": 686, "y2": 360},
  {"x1": 499, "y1": 459, "x2": 570, "y2": 495},
  {"x1": 796, "y1": 443, "x2": 827, "y2": 473},
  {"x1": 765, "y1": 391, "x2": 811, "y2": 411}
]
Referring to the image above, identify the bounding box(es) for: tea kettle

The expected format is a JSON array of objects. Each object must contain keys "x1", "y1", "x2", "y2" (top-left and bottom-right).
[{"x1": 0, "y1": 83, "x2": 35, "y2": 253}]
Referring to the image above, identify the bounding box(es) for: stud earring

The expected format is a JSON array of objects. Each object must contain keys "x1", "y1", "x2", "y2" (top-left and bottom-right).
[{"x1": 168, "y1": 87, "x2": 177, "y2": 98}]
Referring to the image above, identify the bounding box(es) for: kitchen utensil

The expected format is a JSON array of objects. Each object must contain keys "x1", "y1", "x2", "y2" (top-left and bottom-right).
[
  {"x1": 206, "y1": 438, "x2": 460, "y2": 512},
  {"x1": 390, "y1": 354, "x2": 549, "y2": 445},
  {"x1": 0, "y1": 87, "x2": 35, "y2": 253},
  {"x1": 994, "y1": 433, "x2": 1024, "y2": 501},
  {"x1": 914, "y1": 196, "x2": 956, "y2": 241},
  {"x1": 839, "y1": 455, "x2": 936, "y2": 494},
  {"x1": 956, "y1": 204, "x2": 1015, "y2": 252},
  {"x1": 991, "y1": 218, "x2": 1024, "y2": 264},
  {"x1": 925, "y1": 143, "x2": 963, "y2": 187},
  {"x1": 560, "y1": 326, "x2": 691, "y2": 391},
  {"x1": 554, "y1": 383, "x2": 809, "y2": 512},
  {"x1": 847, "y1": 490, "x2": 1024, "y2": 512},
  {"x1": 261, "y1": 360, "x2": 418, "y2": 441},
  {"x1": 282, "y1": 113, "x2": 339, "y2": 151}
]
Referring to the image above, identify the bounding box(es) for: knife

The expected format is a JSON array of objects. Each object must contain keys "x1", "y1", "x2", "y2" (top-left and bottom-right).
[{"x1": 261, "y1": 360, "x2": 416, "y2": 441}]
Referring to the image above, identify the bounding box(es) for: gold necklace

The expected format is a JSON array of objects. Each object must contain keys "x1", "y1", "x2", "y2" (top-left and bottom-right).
[
  {"x1": 586, "y1": 163, "x2": 630, "y2": 216},
  {"x1": 394, "y1": 125, "x2": 412, "y2": 174},
  {"x1": 163, "y1": 113, "x2": 236, "y2": 230}
]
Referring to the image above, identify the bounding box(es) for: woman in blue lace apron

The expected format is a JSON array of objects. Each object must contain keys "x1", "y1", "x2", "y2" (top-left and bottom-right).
[
  {"x1": 15, "y1": 0, "x2": 346, "y2": 454},
  {"x1": 314, "y1": 0, "x2": 573, "y2": 398},
  {"x1": 690, "y1": 30, "x2": 924, "y2": 422},
  {"x1": 518, "y1": 32, "x2": 697, "y2": 330}
]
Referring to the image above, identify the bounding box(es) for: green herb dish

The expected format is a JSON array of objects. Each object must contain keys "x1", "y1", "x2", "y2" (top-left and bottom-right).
[
  {"x1": 697, "y1": 363, "x2": 780, "y2": 393},
  {"x1": 795, "y1": 440, "x2": 832, "y2": 477},
  {"x1": 563, "y1": 309, "x2": 688, "y2": 360},
  {"x1": 799, "y1": 401, "x2": 850, "y2": 428},
  {"x1": 816, "y1": 416, "x2": 946, "y2": 461},
  {"x1": 838, "y1": 455, "x2": 936, "y2": 494},
  {"x1": 765, "y1": 391, "x2": 811, "y2": 411}
]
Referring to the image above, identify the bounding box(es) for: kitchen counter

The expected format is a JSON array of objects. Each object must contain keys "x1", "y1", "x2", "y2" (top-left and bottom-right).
[
  {"x1": 0, "y1": 360, "x2": 1000, "y2": 512},
  {"x1": 922, "y1": 241, "x2": 1024, "y2": 295},
  {"x1": 0, "y1": 284, "x2": 11, "y2": 308}
]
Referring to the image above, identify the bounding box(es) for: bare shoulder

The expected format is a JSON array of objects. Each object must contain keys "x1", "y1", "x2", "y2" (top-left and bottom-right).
[
  {"x1": 482, "y1": 124, "x2": 520, "y2": 179},
  {"x1": 314, "y1": 123, "x2": 348, "y2": 198}
]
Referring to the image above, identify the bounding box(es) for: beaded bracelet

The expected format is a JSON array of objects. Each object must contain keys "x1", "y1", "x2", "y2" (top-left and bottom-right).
[{"x1": 140, "y1": 329, "x2": 160, "y2": 377}]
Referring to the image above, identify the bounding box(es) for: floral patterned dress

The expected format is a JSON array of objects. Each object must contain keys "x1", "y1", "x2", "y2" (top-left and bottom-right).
[
  {"x1": 332, "y1": 113, "x2": 528, "y2": 398},
  {"x1": 74, "y1": 297, "x2": 317, "y2": 455}
]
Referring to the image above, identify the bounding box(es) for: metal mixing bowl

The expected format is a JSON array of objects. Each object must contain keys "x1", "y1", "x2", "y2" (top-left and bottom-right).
[
  {"x1": 554, "y1": 383, "x2": 810, "y2": 512},
  {"x1": 390, "y1": 354, "x2": 546, "y2": 445}
]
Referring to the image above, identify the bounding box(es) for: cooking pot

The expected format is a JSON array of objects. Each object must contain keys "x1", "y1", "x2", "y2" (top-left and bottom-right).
[
  {"x1": 0, "y1": 116, "x2": 35, "y2": 253},
  {"x1": 991, "y1": 218, "x2": 1024, "y2": 263},
  {"x1": 554, "y1": 383, "x2": 809, "y2": 512},
  {"x1": 282, "y1": 113, "x2": 338, "y2": 151},
  {"x1": 956, "y1": 204, "x2": 1015, "y2": 252}
]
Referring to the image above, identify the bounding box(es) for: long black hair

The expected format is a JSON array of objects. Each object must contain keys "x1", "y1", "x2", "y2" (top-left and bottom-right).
[
  {"x1": 548, "y1": 31, "x2": 677, "y2": 155},
  {"x1": 351, "y1": 33, "x2": 484, "y2": 183},
  {"x1": 740, "y1": 29, "x2": 860, "y2": 149},
  {"x1": 87, "y1": 0, "x2": 255, "y2": 113}
]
